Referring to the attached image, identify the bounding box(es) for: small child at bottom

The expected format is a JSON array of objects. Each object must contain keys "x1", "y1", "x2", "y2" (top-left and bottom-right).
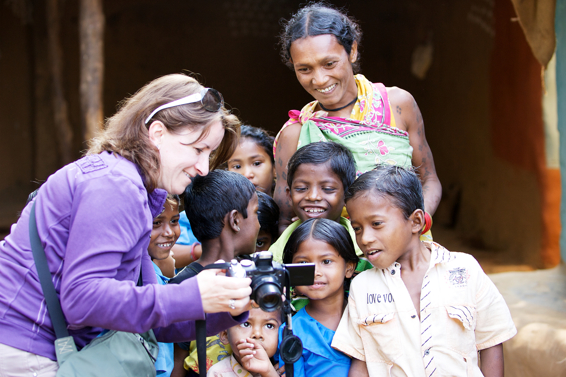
[
  {"x1": 278, "y1": 218, "x2": 360, "y2": 377},
  {"x1": 332, "y1": 165, "x2": 517, "y2": 376},
  {"x1": 207, "y1": 308, "x2": 282, "y2": 377}
]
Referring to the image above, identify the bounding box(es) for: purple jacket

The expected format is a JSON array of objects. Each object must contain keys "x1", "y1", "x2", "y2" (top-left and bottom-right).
[{"x1": 0, "y1": 151, "x2": 246, "y2": 360}]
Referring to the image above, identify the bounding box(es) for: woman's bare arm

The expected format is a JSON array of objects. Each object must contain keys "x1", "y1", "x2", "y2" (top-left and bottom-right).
[
  {"x1": 388, "y1": 87, "x2": 442, "y2": 215},
  {"x1": 273, "y1": 122, "x2": 301, "y2": 235}
]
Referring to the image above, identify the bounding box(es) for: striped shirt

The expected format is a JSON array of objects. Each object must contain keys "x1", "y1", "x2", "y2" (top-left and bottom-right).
[{"x1": 332, "y1": 242, "x2": 516, "y2": 376}]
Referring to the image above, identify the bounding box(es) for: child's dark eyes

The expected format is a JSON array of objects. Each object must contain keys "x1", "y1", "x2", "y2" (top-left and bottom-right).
[
  {"x1": 322, "y1": 187, "x2": 336, "y2": 193},
  {"x1": 240, "y1": 322, "x2": 251, "y2": 328},
  {"x1": 265, "y1": 323, "x2": 276, "y2": 330},
  {"x1": 231, "y1": 164, "x2": 241, "y2": 170},
  {"x1": 171, "y1": 219, "x2": 179, "y2": 225},
  {"x1": 253, "y1": 161, "x2": 262, "y2": 167},
  {"x1": 256, "y1": 240, "x2": 265, "y2": 248},
  {"x1": 352, "y1": 226, "x2": 361, "y2": 233},
  {"x1": 194, "y1": 147, "x2": 203, "y2": 155},
  {"x1": 293, "y1": 187, "x2": 307, "y2": 193},
  {"x1": 372, "y1": 221, "x2": 383, "y2": 227},
  {"x1": 322, "y1": 259, "x2": 332, "y2": 265},
  {"x1": 152, "y1": 221, "x2": 162, "y2": 227}
]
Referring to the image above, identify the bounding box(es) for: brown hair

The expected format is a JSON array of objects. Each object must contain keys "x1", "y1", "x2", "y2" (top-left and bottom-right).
[{"x1": 88, "y1": 74, "x2": 240, "y2": 192}]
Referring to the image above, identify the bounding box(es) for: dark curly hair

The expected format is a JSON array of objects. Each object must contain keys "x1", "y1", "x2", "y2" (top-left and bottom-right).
[{"x1": 279, "y1": 2, "x2": 363, "y2": 73}]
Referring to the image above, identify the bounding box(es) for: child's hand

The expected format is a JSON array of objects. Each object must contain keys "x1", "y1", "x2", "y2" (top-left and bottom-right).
[{"x1": 236, "y1": 338, "x2": 279, "y2": 377}]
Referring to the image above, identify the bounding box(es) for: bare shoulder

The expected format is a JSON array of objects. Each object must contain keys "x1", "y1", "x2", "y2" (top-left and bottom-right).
[
  {"x1": 278, "y1": 121, "x2": 302, "y2": 144},
  {"x1": 386, "y1": 86, "x2": 416, "y2": 107},
  {"x1": 275, "y1": 122, "x2": 301, "y2": 167},
  {"x1": 385, "y1": 86, "x2": 421, "y2": 132}
]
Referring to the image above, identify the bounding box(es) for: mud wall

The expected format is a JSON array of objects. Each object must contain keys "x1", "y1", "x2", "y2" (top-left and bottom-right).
[
  {"x1": 0, "y1": 0, "x2": 549, "y2": 266},
  {"x1": 557, "y1": 0, "x2": 566, "y2": 262}
]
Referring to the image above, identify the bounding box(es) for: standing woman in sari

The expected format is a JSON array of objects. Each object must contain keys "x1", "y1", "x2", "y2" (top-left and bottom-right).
[{"x1": 273, "y1": 3, "x2": 442, "y2": 236}]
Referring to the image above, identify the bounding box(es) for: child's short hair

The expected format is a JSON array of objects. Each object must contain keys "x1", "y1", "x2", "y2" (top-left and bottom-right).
[
  {"x1": 257, "y1": 191, "x2": 279, "y2": 242},
  {"x1": 286, "y1": 141, "x2": 356, "y2": 192},
  {"x1": 345, "y1": 165, "x2": 424, "y2": 219},
  {"x1": 185, "y1": 170, "x2": 256, "y2": 241},
  {"x1": 282, "y1": 218, "x2": 359, "y2": 266},
  {"x1": 241, "y1": 125, "x2": 275, "y2": 165}
]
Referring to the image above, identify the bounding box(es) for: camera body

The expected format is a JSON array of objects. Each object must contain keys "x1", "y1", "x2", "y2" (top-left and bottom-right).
[{"x1": 227, "y1": 251, "x2": 315, "y2": 312}]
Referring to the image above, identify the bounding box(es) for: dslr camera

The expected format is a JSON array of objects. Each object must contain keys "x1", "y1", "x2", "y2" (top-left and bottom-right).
[{"x1": 226, "y1": 251, "x2": 315, "y2": 312}]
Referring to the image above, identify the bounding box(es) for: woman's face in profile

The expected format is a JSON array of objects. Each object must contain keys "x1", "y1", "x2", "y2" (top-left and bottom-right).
[
  {"x1": 289, "y1": 34, "x2": 358, "y2": 110},
  {"x1": 155, "y1": 120, "x2": 225, "y2": 194}
]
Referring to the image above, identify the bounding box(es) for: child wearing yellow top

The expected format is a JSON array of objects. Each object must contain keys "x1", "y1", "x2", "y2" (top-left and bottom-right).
[{"x1": 332, "y1": 166, "x2": 516, "y2": 377}]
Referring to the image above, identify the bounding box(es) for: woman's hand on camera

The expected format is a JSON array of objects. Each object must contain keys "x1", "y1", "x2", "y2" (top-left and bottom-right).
[{"x1": 196, "y1": 268, "x2": 252, "y2": 316}]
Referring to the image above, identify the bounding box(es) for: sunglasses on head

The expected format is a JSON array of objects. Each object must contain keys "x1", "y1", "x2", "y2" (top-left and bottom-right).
[{"x1": 144, "y1": 88, "x2": 224, "y2": 125}]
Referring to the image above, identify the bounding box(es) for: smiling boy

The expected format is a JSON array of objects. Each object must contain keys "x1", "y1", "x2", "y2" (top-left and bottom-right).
[{"x1": 269, "y1": 141, "x2": 365, "y2": 264}]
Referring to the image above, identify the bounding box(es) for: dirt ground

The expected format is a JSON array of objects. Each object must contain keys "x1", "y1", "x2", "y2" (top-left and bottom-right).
[
  {"x1": 490, "y1": 265, "x2": 566, "y2": 376},
  {"x1": 432, "y1": 225, "x2": 537, "y2": 273},
  {"x1": 434, "y1": 226, "x2": 566, "y2": 376}
]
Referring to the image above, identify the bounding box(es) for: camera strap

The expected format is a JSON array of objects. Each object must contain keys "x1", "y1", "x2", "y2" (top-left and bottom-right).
[
  {"x1": 195, "y1": 262, "x2": 231, "y2": 377},
  {"x1": 279, "y1": 270, "x2": 303, "y2": 377},
  {"x1": 167, "y1": 261, "x2": 230, "y2": 376}
]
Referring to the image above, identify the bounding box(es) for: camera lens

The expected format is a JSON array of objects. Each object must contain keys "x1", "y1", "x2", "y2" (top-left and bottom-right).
[{"x1": 255, "y1": 283, "x2": 282, "y2": 312}]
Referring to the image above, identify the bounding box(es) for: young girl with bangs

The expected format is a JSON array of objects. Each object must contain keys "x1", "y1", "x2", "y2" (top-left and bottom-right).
[
  {"x1": 227, "y1": 125, "x2": 276, "y2": 196},
  {"x1": 278, "y1": 218, "x2": 359, "y2": 377}
]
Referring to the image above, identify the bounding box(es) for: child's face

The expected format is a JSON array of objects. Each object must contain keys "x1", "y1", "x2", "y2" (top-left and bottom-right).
[
  {"x1": 149, "y1": 202, "x2": 181, "y2": 260},
  {"x1": 235, "y1": 193, "x2": 261, "y2": 256},
  {"x1": 347, "y1": 193, "x2": 415, "y2": 269},
  {"x1": 255, "y1": 230, "x2": 273, "y2": 252},
  {"x1": 228, "y1": 138, "x2": 275, "y2": 195},
  {"x1": 222, "y1": 308, "x2": 281, "y2": 361},
  {"x1": 288, "y1": 162, "x2": 345, "y2": 222},
  {"x1": 292, "y1": 237, "x2": 354, "y2": 301}
]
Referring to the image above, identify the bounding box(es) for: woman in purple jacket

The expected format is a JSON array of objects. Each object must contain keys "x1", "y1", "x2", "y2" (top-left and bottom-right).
[{"x1": 0, "y1": 74, "x2": 252, "y2": 376}]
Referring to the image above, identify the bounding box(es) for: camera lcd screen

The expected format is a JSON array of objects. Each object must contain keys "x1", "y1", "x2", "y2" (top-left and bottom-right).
[{"x1": 283, "y1": 263, "x2": 316, "y2": 286}]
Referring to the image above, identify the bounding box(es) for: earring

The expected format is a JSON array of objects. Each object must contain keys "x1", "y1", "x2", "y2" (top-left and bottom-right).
[
  {"x1": 235, "y1": 226, "x2": 240, "y2": 232},
  {"x1": 156, "y1": 144, "x2": 161, "y2": 150}
]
